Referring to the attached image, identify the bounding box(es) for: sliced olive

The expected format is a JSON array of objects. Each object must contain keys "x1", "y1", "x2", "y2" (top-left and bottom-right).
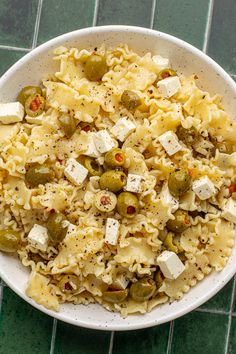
[
  {"x1": 102, "y1": 289, "x2": 129, "y2": 303},
  {"x1": 0, "y1": 229, "x2": 21, "y2": 252},
  {"x1": 163, "y1": 233, "x2": 179, "y2": 253},
  {"x1": 46, "y1": 212, "x2": 68, "y2": 244},
  {"x1": 168, "y1": 170, "x2": 192, "y2": 197},
  {"x1": 154, "y1": 270, "x2": 165, "y2": 289},
  {"x1": 84, "y1": 157, "x2": 103, "y2": 176},
  {"x1": 130, "y1": 277, "x2": 156, "y2": 302},
  {"x1": 104, "y1": 148, "x2": 126, "y2": 168},
  {"x1": 84, "y1": 54, "x2": 108, "y2": 81},
  {"x1": 176, "y1": 126, "x2": 198, "y2": 146},
  {"x1": 166, "y1": 209, "x2": 190, "y2": 233},
  {"x1": 25, "y1": 164, "x2": 54, "y2": 187},
  {"x1": 59, "y1": 275, "x2": 79, "y2": 294},
  {"x1": 121, "y1": 90, "x2": 141, "y2": 110},
  {"x1": 157, "y1": 68, "x2": 177, "y2": 81},
  {"x1": 25, "y1": 94, "x2": 45, "y2": 117},
  {"x1": 17, "y1": 86, "x2": 42, "y2": 105},
  {"x1": 117, "y1": 192, "x2": 139, "y2": 218},
  {"x1": 99, "y1": 170, "x2": 127, "y2": 193},
  {"x1": 58, "y1": 114, "x2": 77, "y2": 138},
  {"x1": 94, "y1": 190, "x2": 117, "y2": 212}
]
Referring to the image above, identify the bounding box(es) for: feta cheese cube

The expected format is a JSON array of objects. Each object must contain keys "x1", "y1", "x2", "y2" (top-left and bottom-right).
[
  {"x1": 158, "y1": 131, "x2": 182, "y2": 156},
  {"x1": 222, "y1": 198, "x2": 236, "y2": 223},
  {"x1": 160, "y1": 183, "x2": 179, "y2": 212},
  {"x1": 157, "y1": 76, "x2": 181, "y2": 98},
  {"x1": 192, "y1": 176, "x2": 215, "y2": 200},
  {"x1": 152, "y1": 55, "x2": 169, "y2": 68},
  {"x1": 25, "y1": 112, "x2": 45, "y2": 125},
  {"x1": 0, "y1": 102, "x2": 24, "y2": 124},
  {"x1": 157, "y1": 251, "x2": 185, "y2": 280},
  {"x1": 125, "y1": 173, "x2": 143, "y2": 193},
  {"x1": 28, "y1": 224, "x2": 49, "y2": 252},
  {"x1": 93, "y1": 130, "x2": 116, "y2": 153},
  {"x1": 64, "y1": 158, "x2": 88, "y2": 186},
  {"x1": 105, "y1": 218, "x2": 120, "y2": 246},
  {"x1": 83, "y1": 133, "x2": 101, "y2": 158},
  {"x1": 110, "y1": 117, "x2": 136, "y2": 142}
]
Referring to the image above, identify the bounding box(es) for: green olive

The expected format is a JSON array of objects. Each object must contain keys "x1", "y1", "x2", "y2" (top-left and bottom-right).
[
  {"x1": 99, "y1": 170, "x2": 127, "y2": 193},
  {"x1": 25, "y1": 164, "x2": 54, "y2": 187},
  {"x1": 168, "y1": 170, "x2": 192, "y2": 197},
  {"x1": 59, "y1": 275, "x2": 79, "y2": 294},
  {"x1": 17, "y1": 86, "x2": 42, "y2": 105},
  {"x1": 58, "y1": 114, "x2": 77, "y2": 138},
  {"x1": 166, "y1": 209, "x2": 190, "y2": 233},
  {"x1": 102, "y1": 289, "x2": 129, "y2": 303},
  {"x1": 0, "y1": 229, "x2": 21, "y2": 252},
  {"x1": 121, "y1": 90, "x2": 141, "y2": 110},
  {"x1": 117, "y1": 192, "x2": 139, "y2": 218},
  {"x1": 84, "y1": 157, "x2": 103, "y2": 176},
  {"x1": 84, "y1": 54, "x2": 108, "y2": 81},
  {"x1": 104, "y1": 148, "x2": 126, "y2": 168},
  {"x1": 157, "y1": 68, "x2": 177, "y2": 81},
  {"x1": 94, "y1": 190, "x2": 117, "y2": 212},
  {"x1": 154, "y1": 270, "x2": 164, "y2": 289},
  {"x1": 0, "y1": 229, "x2": 21, "y2": 253},
  {"x1": 176, "y1": 126, "x2": 198, "y2": 146},
  {"x1": 25, "y1": 93, "x2": 45, "y2": 117},
  {"x1": 46, "y1": 212, "x2": 68, "y2": 244},
  {"x1": 130, "y1": 277, "x2": 156, "y2": 302},
  {"x1": 163, "y1": 233, "x2": 179, "y2": 253}
]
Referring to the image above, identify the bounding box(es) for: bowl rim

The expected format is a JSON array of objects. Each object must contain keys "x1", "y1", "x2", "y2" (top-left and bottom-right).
[{"x1": 0, "y1": 25, "x2": 235, "y2": 331}]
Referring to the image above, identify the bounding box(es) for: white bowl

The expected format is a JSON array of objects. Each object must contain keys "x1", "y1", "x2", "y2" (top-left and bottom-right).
[{"x1": 0, "y1": 26, "x2": 235, "y2": 331}]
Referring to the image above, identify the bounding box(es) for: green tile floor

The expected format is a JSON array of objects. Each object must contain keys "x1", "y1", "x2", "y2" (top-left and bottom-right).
[{"x1": 0, "y1": 0, "x2": 235, "y2": 353}]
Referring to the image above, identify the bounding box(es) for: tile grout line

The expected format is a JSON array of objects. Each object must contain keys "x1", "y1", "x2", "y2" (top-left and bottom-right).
[
  {"x1": 49, "y1": 318, "x2": 58, "y2": 354},
  {"x1": 166, "y1": 321, "x2": 174, "y2": 354},
  {"x1": 224, "y1": 275, "x2": 236, "y2": 354},
  {"x1": 195, "y1": 308, "x2": 229, "y2": 316},
  {"x1": 202, "y1": 0, "x2": 214, "y2": 53},
  {"x1": 32, "y1": 0, "x2": 43, "y2": 49},
  {"x1": 92, "y1": 0, "x2": 100, "y2": 27},
  {"x1": 149, "y1": 0, "x2": 157, "y2": 29},
  {"x1": 108, "y1": 331, "x2": 114, "y2": 354},
  {"x1": 0, "y1": 44, "x2": 31, "y2": 52}
]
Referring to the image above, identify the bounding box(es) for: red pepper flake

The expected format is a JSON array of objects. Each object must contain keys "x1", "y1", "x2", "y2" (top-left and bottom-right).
[
  {"x1": 188, "y1": 169, "x2": 193, "y2": 177},
  {"x1": 115, "y1": 153, "x2": 123, "y2": 162},
  {"x1": 127, "y1": 206, "x2": 135, "y2": 214},
  {"x1": 81, "y1": 125, "x2": 91, "y2": 132},
  {"x1": 57, "y1": 159, "x2": 63, "y2": 165},
  {"x1": 184, "y1": 218, "x2": 190, "y2": 225},
  {"x1": 229, "y1": 183, "x2": 236, "y2": 194},
  {"x1": 30, "y1": 95, "x2": 42, "y2": 112}
]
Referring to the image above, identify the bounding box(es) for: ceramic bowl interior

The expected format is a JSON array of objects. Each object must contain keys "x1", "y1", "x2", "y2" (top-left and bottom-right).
[{"x1": 0, "y1": 26, "x2": 235, "y2": 331}]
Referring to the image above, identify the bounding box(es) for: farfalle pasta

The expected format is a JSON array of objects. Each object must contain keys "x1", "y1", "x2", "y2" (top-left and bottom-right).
[{"x1": 0, "y1": 44, "x2": 235, "y2": 316}]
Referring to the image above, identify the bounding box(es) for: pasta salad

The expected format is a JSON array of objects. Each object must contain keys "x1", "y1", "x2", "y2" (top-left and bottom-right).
[{"x1": 0, "y1": 44, "x2": 235, "y2": 317}]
